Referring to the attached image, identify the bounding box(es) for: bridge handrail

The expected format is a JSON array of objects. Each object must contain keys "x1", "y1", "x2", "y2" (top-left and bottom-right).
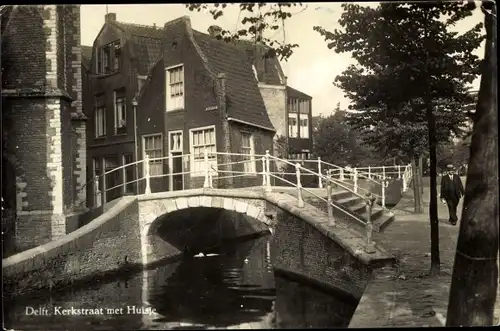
[
  {"x1": 268, "y1": 172, "x2": 366, "y2": 226},
  {"x1": 267, "y1": 154, "x2": 368, "y2": 202}
]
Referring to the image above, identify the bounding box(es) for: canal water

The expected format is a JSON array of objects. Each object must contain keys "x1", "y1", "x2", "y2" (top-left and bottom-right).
[{"x1": 4, "y1": 235, "x2": 358, "y2": 329}]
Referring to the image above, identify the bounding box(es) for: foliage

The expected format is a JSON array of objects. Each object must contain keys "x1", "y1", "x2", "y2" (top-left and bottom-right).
[
  {"x1": 312, "y1": 2, "x2": 483, "y2": 162},
  {"x1": 312, "y1": 1, "x2": 483, "y2": 275},
  {"x1": 313, "y1": 111, "x2": 383, "y2": 167},
  {"x1": 186, "y1": 3, "x2": 303, "y2": 61}
]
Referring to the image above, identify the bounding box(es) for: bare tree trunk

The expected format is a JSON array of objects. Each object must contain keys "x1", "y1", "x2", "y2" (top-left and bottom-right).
[
  {"x1": 427, "y1": 103, "x2": 440, "y2": 276},
  {"x1": 412, "y1": 157, "x2": 424, "y2": 213},
  {"x1": 446, "y1": 2, "x2": 498, "y2": 326}
]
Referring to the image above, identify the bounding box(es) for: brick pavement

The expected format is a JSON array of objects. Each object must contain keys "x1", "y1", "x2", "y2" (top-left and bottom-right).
[{"x1": 349, "y1": 185, "x2": 500, "y2": 327}]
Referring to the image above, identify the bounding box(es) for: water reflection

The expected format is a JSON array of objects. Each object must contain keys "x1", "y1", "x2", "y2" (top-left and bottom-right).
[{"x1": 5, "y1": 234, "x2": 358, "y2": 330}]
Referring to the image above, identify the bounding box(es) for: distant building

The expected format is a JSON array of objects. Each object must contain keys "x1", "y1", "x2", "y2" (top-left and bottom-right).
[{"x1": 1, "y1": 5, "x2": 86, "y2": 251}]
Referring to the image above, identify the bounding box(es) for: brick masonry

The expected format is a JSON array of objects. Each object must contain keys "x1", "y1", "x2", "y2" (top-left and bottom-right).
[
  {"x1": 2, "y1": 5, "x2": 86, "y2": 251},
  {"x1": 3, "y1": 197, "x2": 141, "y2": 297},
  {"x1": 3, "y1": 188, "x2": 394, "y2": 299}
]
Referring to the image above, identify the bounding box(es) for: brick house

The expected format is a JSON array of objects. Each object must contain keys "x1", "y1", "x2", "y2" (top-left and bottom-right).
[
  {"x1": 1, "y1": 5, "x2": 86, "y2": 251},
  {"x1": 83, "y1": 14, "x2": 279, "y2": 203},
  {"x1": 233, "y1": 36, "x2": 313, "y2": 161}
]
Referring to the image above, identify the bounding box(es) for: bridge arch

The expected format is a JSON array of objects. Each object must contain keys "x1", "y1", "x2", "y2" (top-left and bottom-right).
[{"x1": 139, "y1": 195, "x2": 272, "y2": 266}]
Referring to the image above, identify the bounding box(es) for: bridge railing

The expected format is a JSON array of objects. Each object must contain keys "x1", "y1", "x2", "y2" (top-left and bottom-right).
[{"x1": 83, "y1": 150, "x2": 384, "y2": 252}]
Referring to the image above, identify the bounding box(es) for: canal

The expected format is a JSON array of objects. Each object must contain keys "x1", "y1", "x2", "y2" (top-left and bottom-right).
[{"x1": 4, "y1": 235, "x2": 358, "y2": 329}]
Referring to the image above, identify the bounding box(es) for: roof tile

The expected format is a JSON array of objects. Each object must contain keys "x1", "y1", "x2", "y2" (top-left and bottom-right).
[
  {"x1": 110, "y1": 21, "x2": 163, "y2": 75},
  {"x1": 193, "y1": 31, "x2": 275, "y2": 131}
]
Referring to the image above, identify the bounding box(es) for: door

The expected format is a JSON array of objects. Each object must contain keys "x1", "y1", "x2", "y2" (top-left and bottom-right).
[{"x1": 169, "y1": 131, "x2": 183, "y2": 191}]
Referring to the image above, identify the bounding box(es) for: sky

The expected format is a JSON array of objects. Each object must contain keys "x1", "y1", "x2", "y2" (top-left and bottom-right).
[{"x1": 80, "y1": 3, "x2": 485, "y2": 117}]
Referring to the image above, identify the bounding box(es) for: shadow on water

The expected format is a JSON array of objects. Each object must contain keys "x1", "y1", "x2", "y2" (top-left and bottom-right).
[
  {"x1": 4, "y1": 234, "x2": 359, "y2": 329},
  {"x1": 147, "y1": 237, "x2": 275, "y2": 328}
]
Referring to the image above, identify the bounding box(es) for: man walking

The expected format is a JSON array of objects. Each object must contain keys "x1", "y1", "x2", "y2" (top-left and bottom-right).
[{"x1": 440, "y1": 164, "x2": 465, "y2": 225}]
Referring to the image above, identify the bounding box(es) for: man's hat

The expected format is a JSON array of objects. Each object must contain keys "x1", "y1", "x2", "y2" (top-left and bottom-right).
[{"x1": 446, "y1": 164, "x2": 455, "y2": 170}]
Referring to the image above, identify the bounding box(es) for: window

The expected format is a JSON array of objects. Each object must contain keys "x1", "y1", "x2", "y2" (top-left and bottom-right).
[
  {"x1": 114, "y1": 89, "x2": 126, "y2": 134},
  {"x1": 288, "y1": 113, "x2": 298, "y2": 138},
  {"x1": 241, "y1": 132, "x2": 256, "y2": 174},
  {"x1": 96, "y1": 41, "x2": 120, "y2": 74},
  {"x1": 143, "y1": 134, "x2": 163, "y2": 176},
  {"x1": 166, "y1": 65, "x2": 184, "y2": 111},
  {"x1": 299, "y1": 114, "x2": 309, "y2": 138},
  {"x1": 190, "y1": 126, "x2": 216, "y2": 176},
  {"x1": 122, "y1": 154, "x2": 134, "y2": 194},
  {"x1": 95, "y1": 105, "x2": 106, "y2": 138}
]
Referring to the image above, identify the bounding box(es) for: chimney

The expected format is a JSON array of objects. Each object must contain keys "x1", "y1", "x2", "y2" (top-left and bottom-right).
[
  {"x1": 105, "y1": 13, "x2": 116, "y2": 22},
  {"x1": 207, "y1": 25, "x2": 222, "y2": 38},
  {"x1": 153, "y1": 23, "x2": 156, "y2": 29}
]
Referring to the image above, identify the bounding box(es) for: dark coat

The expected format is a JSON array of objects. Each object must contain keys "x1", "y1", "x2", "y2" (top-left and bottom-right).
[{"x1": 440, "y1": 173, "x2": 465, "y2": 202}]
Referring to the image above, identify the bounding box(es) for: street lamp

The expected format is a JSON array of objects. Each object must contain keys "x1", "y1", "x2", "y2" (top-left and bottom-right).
[{"x1": 132, "y1": 97, "x2": 139, "y2": 194}]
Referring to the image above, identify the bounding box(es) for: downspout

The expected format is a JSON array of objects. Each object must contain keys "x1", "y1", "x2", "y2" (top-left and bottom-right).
[{"x1": 217, "y1": 73, "x2": 233, "y2": 188}]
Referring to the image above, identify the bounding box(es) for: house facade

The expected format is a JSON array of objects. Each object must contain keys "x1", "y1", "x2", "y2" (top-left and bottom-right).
[
  {"x1": 82, "y1": 13, "x2": 164, "y2": 205},
  {"x1": 235, "y1": 39, "x2": 314, "y2": 161},
  {"x1": 1, "y1": 5, "x2": 86, "y2": 251},
  {"x1": 83, "y1": 14, "x2": 277, "y2": 204}
]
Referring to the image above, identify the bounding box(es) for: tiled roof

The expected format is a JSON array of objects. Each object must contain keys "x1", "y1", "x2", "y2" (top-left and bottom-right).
[
  {"x1": 192, "y1": 30, "x2": 275, "y2": 131},
  {"x1": 233, "y1": 39, "x2": 284, "y2": 86},
  {"x1": 81, "y1": 45, "x2": 93, "y2": 69},
  {"x1": 286, "y1": 86, "x2": 312, "y2": 100},
  {"x1": 109, "y1": 21, "x2": 163, "y2": 75}
]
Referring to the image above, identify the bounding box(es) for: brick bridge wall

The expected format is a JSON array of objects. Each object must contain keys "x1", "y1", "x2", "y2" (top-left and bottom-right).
[{"x1": 3, "y1": 189, "x2": 395, "y2": 299}]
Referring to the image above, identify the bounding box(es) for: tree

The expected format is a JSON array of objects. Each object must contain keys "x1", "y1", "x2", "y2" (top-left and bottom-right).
[
  {"x1": 313, "y1": 2, "x2": 483, "y2": 275},
  {"x1": 186, "y1": 3, "x2": 303, "y2": 61},
  {"x1": 447, "y1": 1, "x2": 498, "y2": 326},
  {"x1": 313, "y1": 111, "x2": 382, "y2": 167}
]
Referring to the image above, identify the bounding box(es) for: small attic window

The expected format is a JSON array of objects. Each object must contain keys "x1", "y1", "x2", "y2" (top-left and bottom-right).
[
  {"x1": 252, "y1": 65, "x2": 258, "y2": 81},
  {"x1": 172, "y1": 41, "x2": 177, "y2": 50}
]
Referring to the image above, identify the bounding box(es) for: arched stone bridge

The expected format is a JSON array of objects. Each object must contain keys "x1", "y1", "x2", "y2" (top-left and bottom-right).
[{"x1": 3, "y1": 187, "x2": 396, "y2": 301}]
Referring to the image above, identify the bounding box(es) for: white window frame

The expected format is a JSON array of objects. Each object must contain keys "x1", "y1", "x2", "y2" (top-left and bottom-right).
[
  {"x1": 241, "y1": 131, "x2": 256, "y2": 175},
  {"x1": 168, "y1": 130, "x2": 184, "y2": 190},
  {"x1": 142, "y1": 134, "x2": 163, "y2": 177},
  {"x1": 94, "y1": 106, "x2": 106, "y2": 138},
  {"x1": 299, "y1": 113, "x2": 309, "y2": 139},
  {"x1": 114, "y1": 90, "x2": 126, "y2": 134},
  {"x1": 288, "y1": 113, "x2": 298, "y2": 138},
  {"x1": 189, "y1": 125, "x2": 217, "y2": 177},
  {"x1": 165, "y1": 64, "x2": 185, "y2": 112}
]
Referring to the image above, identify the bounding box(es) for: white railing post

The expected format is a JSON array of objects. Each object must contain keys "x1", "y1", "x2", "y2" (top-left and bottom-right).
[
  {"x1": 208, "y1": 169, "x2": 213, "y2": 188},
  {"x1": 381, "y1": 180, "x2": 386, "y2": 209},
  {"x1": 353, "y1": 168, "x2": 358, "y2": 193},
  {"x1": 318, "y1": 157, "x2": 323, "y2": 189},
  {"x1": 368, "y1": 166, "x2": 371, "y2": 179},
  {"x1": 101, "y1": 168, "x2": 107, "y2": 205},
  {"x1": 144, "y1": 155, "x2": 151, "y2": 194},
  {"x1": 94, "y1": 175, "x2": 101, "y2": 207},
  {"x1": 261, "y1": 156, "x2": 267, "y2": 188},
  {"x1": 203, "y1": 148, "x2": 209, "y2": 188},
  {"x1": 398, "y1": 165, "x2": 401, "y2": 179},
  {"x1": 340, "y1": 168, "x2": 345, "y2": 181},
  {"x1": 265, "y1": 150, "x2": 272, "y2": 192},
  {"x1": 327, "y1": 173, "x2": 335, "y2": 226},
  {"x1": 295, "y1": 163, "x2": 304, "y2": 208},
  {"x1": 364, "y1": 193, "x2": 376, "y2": 253}
]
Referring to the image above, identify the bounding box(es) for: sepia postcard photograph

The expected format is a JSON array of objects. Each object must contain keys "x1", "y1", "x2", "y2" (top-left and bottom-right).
[{"x1": 1, "y1": 1, "x2": 498, "y2": 329}]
